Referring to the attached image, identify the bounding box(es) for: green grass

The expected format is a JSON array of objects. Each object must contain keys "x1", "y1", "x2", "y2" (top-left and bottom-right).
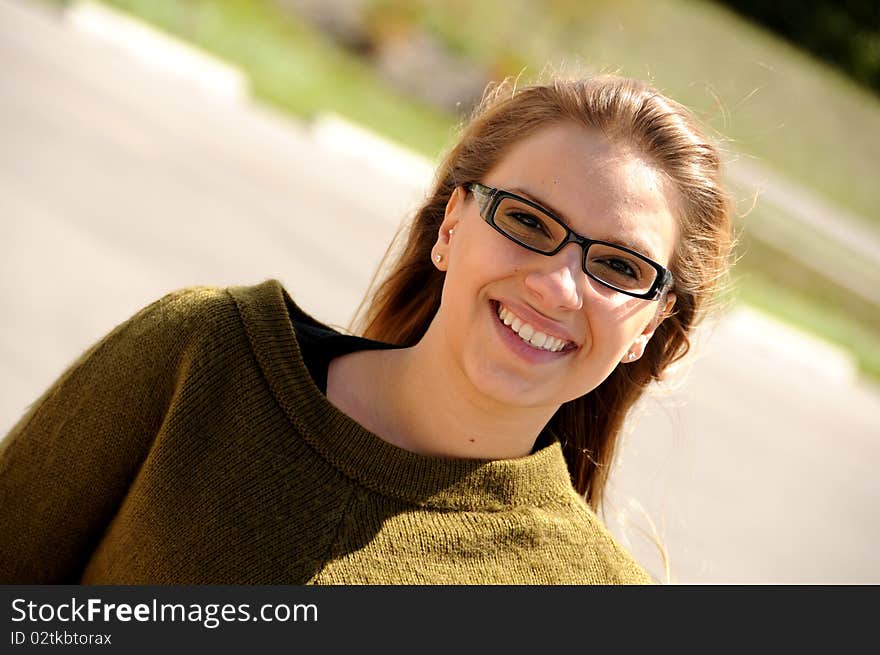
[
  {"x1": 734, "y1": 272, "x2": 880, "y2": 381},
  {"x1": 98, "y1": 0, "x2": 454, "y2": 157},
  {"x1": 726, "y1": 198, "x2": 880, "y2": 381}
]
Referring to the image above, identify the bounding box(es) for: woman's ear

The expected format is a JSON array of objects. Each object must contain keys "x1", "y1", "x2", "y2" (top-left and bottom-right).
[
  {"x1": 432, "y1": 187, "x2": 466, "y2": 269},
  {"x1": 621, "y1": 291, "x2": 677, "y2": 363},
  {"x1": 658, "y1": 291, "x2": 677, "y2": 325},
  {"x1": 441, "y1": 185, "x2": 465, "y2": 230}
]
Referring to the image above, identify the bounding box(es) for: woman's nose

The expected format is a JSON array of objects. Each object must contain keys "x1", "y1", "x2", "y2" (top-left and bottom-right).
[{"x1": 522, "y1": 243, "x2": 584, "y2": 311}]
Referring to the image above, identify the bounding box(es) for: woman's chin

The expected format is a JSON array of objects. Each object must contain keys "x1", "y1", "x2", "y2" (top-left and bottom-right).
[{"x1": 462, "y1": 359, "x2": 560, "y2": 409}]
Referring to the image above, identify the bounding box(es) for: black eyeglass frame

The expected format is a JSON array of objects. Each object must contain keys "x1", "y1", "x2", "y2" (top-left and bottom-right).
[{"x1": 464, "y1": 182, "x2": 674, "y2": 301}]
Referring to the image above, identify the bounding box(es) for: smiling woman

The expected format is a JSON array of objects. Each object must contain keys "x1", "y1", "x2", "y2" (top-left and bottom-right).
[{"x1": 0, "y1": 75, "x2": 733, "y2": 585}]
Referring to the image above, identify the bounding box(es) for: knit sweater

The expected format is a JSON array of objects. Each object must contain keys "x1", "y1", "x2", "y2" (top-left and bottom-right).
[{"x1": 0, "y1": 279, "x2": 651, "y2": 584}]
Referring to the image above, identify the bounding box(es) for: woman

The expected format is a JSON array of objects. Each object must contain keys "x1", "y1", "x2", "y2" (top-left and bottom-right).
[{"x1": 0, "y1": 75, "x2": 732, "y2": 584}]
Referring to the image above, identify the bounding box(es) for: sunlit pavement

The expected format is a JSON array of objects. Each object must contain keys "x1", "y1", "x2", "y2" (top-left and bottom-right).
[{"x1": 1, "y1": 0, "x2": 878, "y2": 583}]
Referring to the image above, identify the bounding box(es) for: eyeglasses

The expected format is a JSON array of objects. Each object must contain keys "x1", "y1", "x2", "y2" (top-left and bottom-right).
[{"x1": 464, "y1": 183, "x2": 674, "y2": 300}]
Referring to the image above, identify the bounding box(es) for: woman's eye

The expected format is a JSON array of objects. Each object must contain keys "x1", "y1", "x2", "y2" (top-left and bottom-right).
[
  {"x1": 596, "y1": 257, "x2": 640, "y2": 279},
  {"x1": 508, "y1": 212, "x2": 548, "y2": 234}
]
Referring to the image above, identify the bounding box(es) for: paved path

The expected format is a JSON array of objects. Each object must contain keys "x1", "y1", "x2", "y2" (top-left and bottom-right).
[{"x1": 2, "y1": 0, "x2": 878, "y2": 583}]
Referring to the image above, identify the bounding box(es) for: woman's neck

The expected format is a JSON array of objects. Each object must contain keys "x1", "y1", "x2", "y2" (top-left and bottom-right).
[{"x1": 326, "y1": 330, "x2": 556, "y2": 461}]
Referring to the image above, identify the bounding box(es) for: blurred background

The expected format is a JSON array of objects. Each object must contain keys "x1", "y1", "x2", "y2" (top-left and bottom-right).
[{"x1": 1, "y1": 0, "x2": 878, "y2": 582}]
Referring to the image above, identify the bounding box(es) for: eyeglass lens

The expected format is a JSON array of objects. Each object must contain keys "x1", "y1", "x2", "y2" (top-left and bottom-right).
[{"x1": 491, "y1": 195, "x2": 659, "y2": 294}]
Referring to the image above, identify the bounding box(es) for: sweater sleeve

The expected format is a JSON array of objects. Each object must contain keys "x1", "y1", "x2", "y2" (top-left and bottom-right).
[{"x1": 0, "y1": 287, "x2": 222, "y2": 583}]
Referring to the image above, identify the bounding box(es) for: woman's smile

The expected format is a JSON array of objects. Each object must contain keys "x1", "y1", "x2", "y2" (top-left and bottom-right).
[
  {"x1": 495, "y1": 300, "x2": 578, "y2": 352},
  {"x1": 488, "y1": 299, "x2": 578, "y2": 365}
]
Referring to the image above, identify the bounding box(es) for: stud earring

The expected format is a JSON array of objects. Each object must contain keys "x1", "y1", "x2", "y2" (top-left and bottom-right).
[
  {"x1": 435, "y1": 254, "x2": 442, "y2": 263},
  {"x1": 628, "y1": 352, "x2": 637, "y2": 361},
  {"x1": 449, "y1": 228, "x2": 455, "y2": 237}
]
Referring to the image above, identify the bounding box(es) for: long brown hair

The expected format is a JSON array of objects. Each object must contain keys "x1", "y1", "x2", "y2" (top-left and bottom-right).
[{"x1": 353, "y1": 75, "x2": 733, "y2": 511}]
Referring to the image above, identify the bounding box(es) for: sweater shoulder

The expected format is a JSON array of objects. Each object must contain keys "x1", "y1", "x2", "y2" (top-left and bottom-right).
[
  {"x1": 128, "y1": 284, "x2": 240, "y2": 337},
  {"x1": 15, "y1": 285, "x2": 245, "y2": 428},
  {"x1": 98, "y1": 283, "x2": 258, "y2": 366}
]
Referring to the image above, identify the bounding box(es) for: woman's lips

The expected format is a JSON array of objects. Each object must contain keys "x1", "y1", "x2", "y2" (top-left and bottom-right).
[
  {"x1": 495, "y1": 302, "x2": 576, "y2": 352},
  {"x1": 489, "y1": 300, "x2": 576, "y2": 364}
]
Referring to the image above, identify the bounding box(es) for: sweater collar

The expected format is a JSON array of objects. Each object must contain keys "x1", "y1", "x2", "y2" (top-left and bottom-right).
[{"x1": 229, "y1": 279, "x2": 579, "y2": 510}]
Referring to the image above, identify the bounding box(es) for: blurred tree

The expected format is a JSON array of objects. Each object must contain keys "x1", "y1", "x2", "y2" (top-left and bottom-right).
[{"x1": 718, "y1": 0, "x2": 880, "y2": 92}]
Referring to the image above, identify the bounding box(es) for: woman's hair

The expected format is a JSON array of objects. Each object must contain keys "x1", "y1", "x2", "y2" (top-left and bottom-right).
[{"x1": 353, "y1": 74, "x2": 733, "y2": 512}]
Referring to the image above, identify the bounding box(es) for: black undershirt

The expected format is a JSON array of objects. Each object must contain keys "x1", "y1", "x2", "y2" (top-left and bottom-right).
[
  {"x1": 291, "y1": 317, "x2": 402, "y2": 394},
  {"x1": 286, "y1": 299, "x2": 554, "y2": 453}
]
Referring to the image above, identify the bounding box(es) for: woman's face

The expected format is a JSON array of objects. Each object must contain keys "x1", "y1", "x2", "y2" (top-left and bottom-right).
[{"x1": 431, "y1": 121, "x2": 679, "y2": 409}]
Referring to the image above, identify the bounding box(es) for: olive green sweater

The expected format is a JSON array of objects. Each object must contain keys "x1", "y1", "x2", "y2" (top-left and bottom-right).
[{"x1": 0, "y1": 279, "x2": 651, "y2": 584}]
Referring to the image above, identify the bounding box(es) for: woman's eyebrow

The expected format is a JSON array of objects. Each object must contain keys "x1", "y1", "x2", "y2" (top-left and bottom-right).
[
  {"x1": 508, "y1": 186, "x2": 564, "y2": 221},
  {"x1": 508, "y1": 186, "x2": 657, "y2": 257}
]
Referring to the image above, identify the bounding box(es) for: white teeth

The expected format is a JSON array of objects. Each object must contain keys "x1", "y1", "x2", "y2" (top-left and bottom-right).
[
  {"x1": 495, "y1": 303, "x2": 569, "y2": 353},
  {"x1": 529, "y1": 332, "x2": 547, "y2": 348}
]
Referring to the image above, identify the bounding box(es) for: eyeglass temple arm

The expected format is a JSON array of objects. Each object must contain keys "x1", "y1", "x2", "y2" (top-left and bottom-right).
[
  {"x1": 656, "y1": 270, "x2": 674, "y2": 299},
  {"x1": 464, "y1": 182, "x2": 495, "y2": 212}
]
